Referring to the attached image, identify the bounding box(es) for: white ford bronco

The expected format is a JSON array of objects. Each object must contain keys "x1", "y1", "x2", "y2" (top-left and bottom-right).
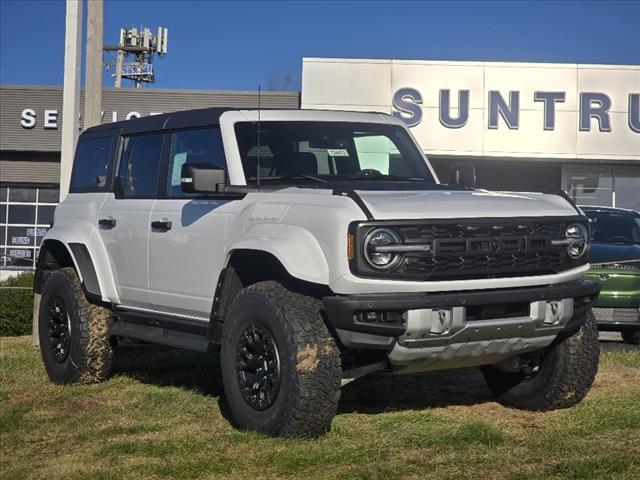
[{"x1": 35, "y1": 108, "x2": 600, "y2": 437}]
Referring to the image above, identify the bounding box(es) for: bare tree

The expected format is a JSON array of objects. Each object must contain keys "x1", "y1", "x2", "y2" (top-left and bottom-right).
[{"x1": 266, "y1": 71, "x2": 293, "y2": 91}]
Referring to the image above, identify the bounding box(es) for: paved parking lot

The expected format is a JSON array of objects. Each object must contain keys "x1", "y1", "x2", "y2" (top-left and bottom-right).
[{"x1": 599, "y1": 331, "x2": 640, "y2": 352}]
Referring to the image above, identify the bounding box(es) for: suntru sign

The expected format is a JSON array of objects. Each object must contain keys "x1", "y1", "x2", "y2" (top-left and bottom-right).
[
  {"x1": 392, "y1": 88, "x2": 640, "y2": 132},
  {"x1": 301, "y1": 59, "x2": 640, "y2": 160}
]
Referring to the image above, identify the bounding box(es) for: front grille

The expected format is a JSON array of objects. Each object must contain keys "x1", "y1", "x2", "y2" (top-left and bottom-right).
[
  {"x1": 351, "y1": 217, "x2": 587, "y2": 281},
  {"x1": 592, "y1": 307, "x2": 640, "y2": 323}
]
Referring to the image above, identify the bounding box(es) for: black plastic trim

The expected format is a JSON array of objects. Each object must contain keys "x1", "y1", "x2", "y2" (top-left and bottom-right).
[
  {"x1": 333, "y1": 189, "x2": 374, "y2": 220},
  {"x1": 110, "y1": 321, "x2": 210, "y2": 352},
  {"x1": 553, "y1": 190, "x2": 584, "y2": 216},
  {"x1": 322, "y1": 280, "x2": 600, "y2": 338},
  {"x1": 114, "y1": 307, "x2": 209, "y2": 336},
  {"x1": 68, "y1": 243, "x2": 101, "y2": 298}
]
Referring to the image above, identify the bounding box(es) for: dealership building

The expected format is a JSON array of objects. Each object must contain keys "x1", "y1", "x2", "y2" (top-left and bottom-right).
[{"x1": 1, "y1": 58, "x2": 638, "y2": 274}]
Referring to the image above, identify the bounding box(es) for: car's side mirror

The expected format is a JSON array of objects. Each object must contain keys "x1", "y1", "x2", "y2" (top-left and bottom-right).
[
  {"x1": 181, "y1": 163, "x2": 227, "y2": 193},
  {"x1": 450, "y1": 163, "x2": 476, "y2": 188}
]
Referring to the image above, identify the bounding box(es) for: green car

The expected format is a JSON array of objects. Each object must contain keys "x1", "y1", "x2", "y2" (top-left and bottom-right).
[{"x1": 581, "y1": 206, "x2": 640, "y2": 345}]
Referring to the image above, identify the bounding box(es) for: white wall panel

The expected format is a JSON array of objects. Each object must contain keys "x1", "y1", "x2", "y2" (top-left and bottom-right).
[{"x1": 302, "y1": 58, "x2": 640, "y2": 161}]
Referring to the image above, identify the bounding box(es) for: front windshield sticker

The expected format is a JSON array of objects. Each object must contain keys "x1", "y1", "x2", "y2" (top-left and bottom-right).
[{"x1": 327, "y1": 148, "x2": 349, "y2": 157}]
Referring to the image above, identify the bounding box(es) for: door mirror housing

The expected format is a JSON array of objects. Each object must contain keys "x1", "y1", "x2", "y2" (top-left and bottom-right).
[
  {"x1": 450, "y1": 163, "x2": 476, "y2": 188},
  {"x1": 181, "y1": 164, "x2": 227, "y2": 193}
]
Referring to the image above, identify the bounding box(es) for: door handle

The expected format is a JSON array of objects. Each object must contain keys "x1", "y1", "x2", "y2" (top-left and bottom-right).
[
  {"x1": 98, "y1": 218, "x2": 116, "y2": 229},
  {"x1": 151, "y1": 220, "x2": 172, "y2": 232}
]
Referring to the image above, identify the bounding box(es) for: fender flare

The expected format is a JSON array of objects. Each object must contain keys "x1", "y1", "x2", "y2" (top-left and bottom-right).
[
  {"x1": 225, "y1": 223, "x2": 330, "y2": 285},
  {"x1": 37, "y1": 221, "x2": 119, "y2": 303}
]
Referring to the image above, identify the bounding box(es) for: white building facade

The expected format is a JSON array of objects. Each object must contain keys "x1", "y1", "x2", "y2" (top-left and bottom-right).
[{"x1": 302, "y1": 58, "x2": 640, "y2": 210}]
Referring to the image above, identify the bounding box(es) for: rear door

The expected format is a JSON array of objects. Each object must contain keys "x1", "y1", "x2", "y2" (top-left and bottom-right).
[
  {"x1": 97, "y1": 131, "x2": 164, "y2": 309},
  {"x1": 148, "y1": 126, "x2": 232, "y2": 319}
]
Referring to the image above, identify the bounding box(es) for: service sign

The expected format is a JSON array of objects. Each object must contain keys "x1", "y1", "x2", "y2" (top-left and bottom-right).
[{"x1": 301, "y1": 58, "x2": 640, "y2": 160}]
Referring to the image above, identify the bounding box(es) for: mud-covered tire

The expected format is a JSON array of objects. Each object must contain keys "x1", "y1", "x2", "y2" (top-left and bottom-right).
[
  {"x1": 221, "y1": 281, "x2": 341, "y2": 438},
  {"x1": 621, "y1": 330, "x2": 640, "y2": 345},
  {"x1": 481, "y1": 310, "x2": 600, "y2": 411},
  {"x1": 38, "y1": 267, "x2": 113, "y2": 384}
]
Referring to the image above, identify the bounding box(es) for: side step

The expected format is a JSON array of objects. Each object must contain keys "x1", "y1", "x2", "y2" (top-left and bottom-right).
[
  {"x1": 110, "y1": 321, "x2": 210, "y2": 352},
  {"x1": 341, "y1": 360, "x2": 388, "y2": 387}
]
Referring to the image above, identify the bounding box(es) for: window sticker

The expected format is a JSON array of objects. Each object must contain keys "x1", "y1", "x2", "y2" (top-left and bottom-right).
[
  {"x1": 327, "y1": 148, "x2": 349, "y2": 157},
  {"x1": 171, "y1": 152, "x2": 188, "y2": 186}
]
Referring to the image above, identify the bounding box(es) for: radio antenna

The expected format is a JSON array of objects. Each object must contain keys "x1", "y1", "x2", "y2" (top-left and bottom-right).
[{"x1": 256, "y1": 85, "x2": 262, "y2": 191}]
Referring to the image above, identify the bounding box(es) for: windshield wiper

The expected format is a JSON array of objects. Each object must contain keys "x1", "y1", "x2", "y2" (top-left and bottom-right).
[
  {"x1": 345, "y1": 173, "x2": 426, "y2": 182},
  {"x1": 249, "y1": 175, "x2": 327, "y2": 183}
]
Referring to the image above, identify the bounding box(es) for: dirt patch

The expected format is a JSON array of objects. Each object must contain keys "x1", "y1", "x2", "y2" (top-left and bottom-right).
[
  {"x1": 297, "y1": 344, "x2": 319, "y2": 373},
  {"x1": 591, "y1": 362, "x2": 640, "y2": 395}
]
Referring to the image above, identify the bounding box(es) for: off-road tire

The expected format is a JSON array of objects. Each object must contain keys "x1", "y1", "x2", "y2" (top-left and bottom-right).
[
  {"x1": 481, "y1": 310, "x2": 600, "y2": 411},
  {"x1": 38, "y1": 267, "x2": 113, "y2": 384},
  {"x1": 221, "y1": 281, "x2": 341, "y2": 438},
  {"x1": 621, "y1": 330, "x2": 640, "y2": 345}
]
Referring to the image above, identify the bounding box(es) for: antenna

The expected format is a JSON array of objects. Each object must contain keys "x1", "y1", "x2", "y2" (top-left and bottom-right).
[
  {"x1": 256, "y1": 86, "x2": 262, "y2": 190},
  {"x1": 104, "y1": 26, "x2": 168, "y2": 88}
]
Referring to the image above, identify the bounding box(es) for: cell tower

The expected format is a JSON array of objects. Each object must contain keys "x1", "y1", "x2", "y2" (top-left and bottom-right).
[{"x1": 104, "y1": 26, "x2": 168, "y2": 88}]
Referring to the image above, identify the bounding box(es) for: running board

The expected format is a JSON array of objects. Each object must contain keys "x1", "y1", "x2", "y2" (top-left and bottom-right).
[
  {"x1": 341, "y1": 360, "x2": 388, "y2": 387},
  {"x1": 110, "y1": 320, "x2": 210, "y2": 352}
]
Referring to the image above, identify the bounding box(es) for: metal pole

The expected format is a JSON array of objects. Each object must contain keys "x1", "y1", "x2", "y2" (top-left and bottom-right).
[
  {"x1": 36, "y1": 0, "x2": 83, "y2": 347},
  {"x1": 59, "y1": 0, "x2": 83, "y2": 202},
  {"x1": 84, "y1": 0, "x2": 103, "y2": 129},
  {"x1": 114, "y1": 49, "x2": 124, "y2": 88}
]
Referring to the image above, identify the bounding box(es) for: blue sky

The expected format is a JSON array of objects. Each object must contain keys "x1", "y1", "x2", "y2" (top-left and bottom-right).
[{"x1": 1, "y1": 0, "x2": 639, "y2": 91}]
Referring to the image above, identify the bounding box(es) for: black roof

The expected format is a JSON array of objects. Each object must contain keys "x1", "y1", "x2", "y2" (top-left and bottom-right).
[{"x1": 82, "y1": 107, "x2": 234, "y2": 136}]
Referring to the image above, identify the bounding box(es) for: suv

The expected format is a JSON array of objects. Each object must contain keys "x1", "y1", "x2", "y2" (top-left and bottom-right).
[
  {"x1": 35, "y1": 108, "x2": 601, "y2": 437},
  {"x1": 581, "y1": 206, "x2": 640, "y2": 344}
]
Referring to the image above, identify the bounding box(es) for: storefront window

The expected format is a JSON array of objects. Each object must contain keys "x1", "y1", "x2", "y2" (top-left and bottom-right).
[
  {"x1": 8, "y1": 188, "x2": 37, "y2": 202},
  {"x1": 564, "y1": 165, "x2": 639, "y2": 212},
  {"x1": 0, "y1": 186, "x2": 59, "y2": 269},
  {"x1": 615, "y1": 167, "x2": 640, "y2": 212}
]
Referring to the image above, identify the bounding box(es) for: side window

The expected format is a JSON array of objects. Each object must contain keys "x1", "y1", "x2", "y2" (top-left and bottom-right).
[
  {"x1": 70, "y1": 136, "x2": 112, "y2": 190},
  {"x1": 166, "y1": 127, "x2": 226, "y2": 197},
  {"x1": 117, "y1": 132, "x2": 164, "y2": 198}
]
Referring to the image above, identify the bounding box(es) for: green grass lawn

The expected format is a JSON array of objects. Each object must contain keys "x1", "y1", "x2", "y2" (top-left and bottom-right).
[{"x1": 1, "y1": 336, "x2": 639, "y2": 480}]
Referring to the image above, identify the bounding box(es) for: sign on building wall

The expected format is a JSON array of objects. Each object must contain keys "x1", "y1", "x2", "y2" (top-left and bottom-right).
[
  {"x1": 301, "y1": 58, "x2": 640, "y2": 161},
  {"x1": 0, "y1": 87, "x2": 300, "y2": 152}
]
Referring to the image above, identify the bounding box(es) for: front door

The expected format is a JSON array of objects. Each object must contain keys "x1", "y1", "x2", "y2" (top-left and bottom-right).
[
  {"x1": 148, "y1": 126, "x2": 232, "y2": 319},
  {"x1": 97, "y1": 131, "x2": 164, "y2": 309}
]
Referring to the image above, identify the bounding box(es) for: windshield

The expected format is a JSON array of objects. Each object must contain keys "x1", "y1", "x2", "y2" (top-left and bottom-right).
[
  {"x1": 583, "y1": 210, "x2": 640, "y2": 244},
  {"x1": 234, "y1": 121, "x2": 436, "y2": 185}
]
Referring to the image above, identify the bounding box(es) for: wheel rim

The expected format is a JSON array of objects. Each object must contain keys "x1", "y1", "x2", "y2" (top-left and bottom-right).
[
  {"x1": 47, "y1": 298, "x2": 71, "y2": 363},
  {"x1": 235, "y1": 324, "x2": 281, "y2": 411}
]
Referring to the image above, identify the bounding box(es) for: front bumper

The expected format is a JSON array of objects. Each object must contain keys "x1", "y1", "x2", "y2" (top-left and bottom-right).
[{"x1": 323, "y1": 280, "x2": 600, "y2": 372}]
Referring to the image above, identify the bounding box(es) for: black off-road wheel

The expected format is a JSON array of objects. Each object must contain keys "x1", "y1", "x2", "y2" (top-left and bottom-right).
[
  {"x1": 621, "y1": 330, "x2": 640, "y2": 345},
  {"x1": 221, "y1": 281, "x2": 341, "y2": 438},
  {"x1": 481, "y1": 310, "x2": 600, "y2": 411},
  {"x1": 38, "y1": 267, "x2": 114, "y2": 384}
]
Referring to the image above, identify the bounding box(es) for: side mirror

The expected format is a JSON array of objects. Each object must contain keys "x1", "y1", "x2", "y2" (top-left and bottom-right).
[
  {"x1": 450, "y1": 162, "x2": 476, "y2": 188},
  {"x1": 181, "y1": 163, "x2": 227, "y2": 193}
]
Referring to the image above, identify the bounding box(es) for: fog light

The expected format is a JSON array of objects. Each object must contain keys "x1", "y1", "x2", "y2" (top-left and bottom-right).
[{"x1": 356, "y1": 311, "x2": 404, "y2": 324}]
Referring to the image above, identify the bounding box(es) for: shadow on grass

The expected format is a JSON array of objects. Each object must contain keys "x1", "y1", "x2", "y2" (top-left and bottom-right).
[
  {"x1": 110, "y1": 340, "x2": 495, "y2": 415},
  {"x1": 339, "y1": 368, "x2": 494, "y2": 414},
  {"x1": 110, "y1": 340, "x2": 224, "y2": 397}
]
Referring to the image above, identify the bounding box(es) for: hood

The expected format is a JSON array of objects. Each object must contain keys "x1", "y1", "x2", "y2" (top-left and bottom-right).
[
  {"x1": 353, "y1": 189, "x2": 579, "y2": 220},
  {"x1": 589, "y1": 243, "x2": 640, "y2": 264}
]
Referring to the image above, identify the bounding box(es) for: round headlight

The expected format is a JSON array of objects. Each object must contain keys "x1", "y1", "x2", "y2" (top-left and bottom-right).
[
  {"x1": 566, "y1": 222, "x2": 589, "y2": 259},
  {"x1": 363, "y1": 228, "x2": 403, "y2": 269}
]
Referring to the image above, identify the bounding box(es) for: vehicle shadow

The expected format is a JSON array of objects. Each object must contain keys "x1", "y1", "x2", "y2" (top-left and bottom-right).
[
  {"x1": 339, "y1": 368, "x2": 495, "y2": 414},
  {"x1": 110, "y1": 340, "x2": 224, "y2": 397},
  {"x1": 110, "y1": 341, "x2": 496, "y2": 414}
]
